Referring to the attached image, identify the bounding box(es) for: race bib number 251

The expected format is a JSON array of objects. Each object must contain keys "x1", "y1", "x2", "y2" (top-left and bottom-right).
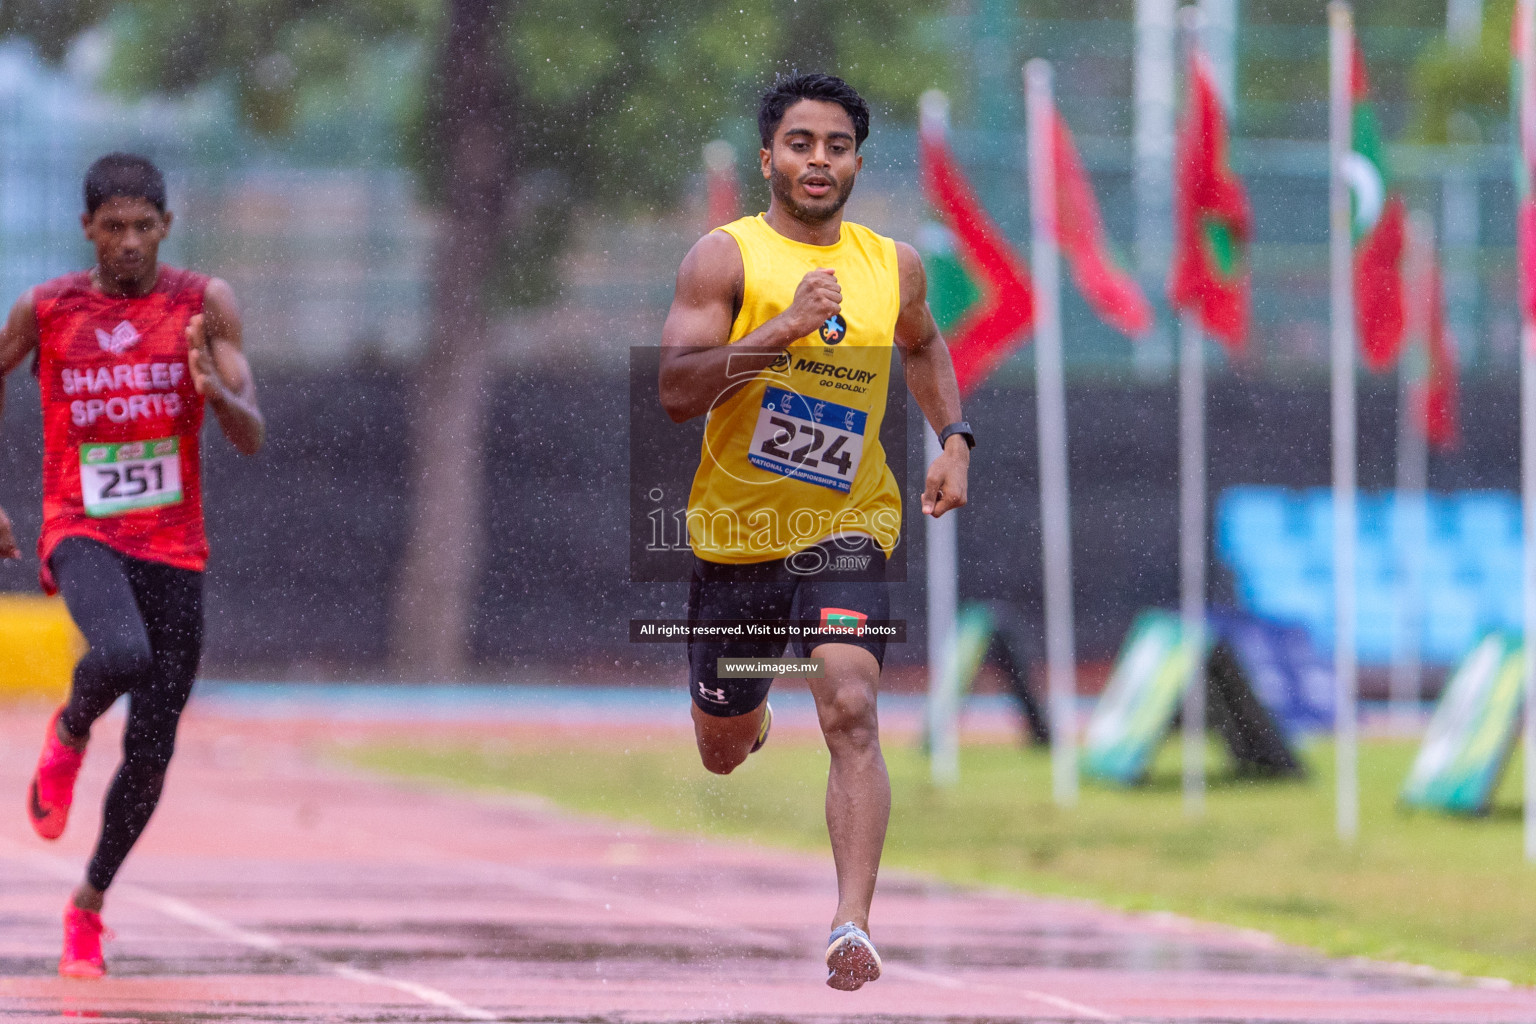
[
  {"x1": 80, "y1": 437, "x2": 183, "y2": 518},
  {"x1": 748, "y1": 386, "x2": 866, "y2": 493}
]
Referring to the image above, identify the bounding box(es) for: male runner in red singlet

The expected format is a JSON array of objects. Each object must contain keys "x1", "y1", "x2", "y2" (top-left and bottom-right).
[
  {"x1": 0, "y1": 153, "x2": 264, "y2": 977},
  {"x1": 659, "y1": 75, "x2": 973, "y2": 990}
]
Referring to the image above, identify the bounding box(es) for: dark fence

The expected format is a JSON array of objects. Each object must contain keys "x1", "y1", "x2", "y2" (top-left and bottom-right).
[{"x1": 0, "y1": 363, "x2": 1518, "y2": 679}]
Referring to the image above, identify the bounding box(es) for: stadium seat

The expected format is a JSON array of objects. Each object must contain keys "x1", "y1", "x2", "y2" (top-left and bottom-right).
[
  {"x1": 1357, "y1": 494, "x2": 1390, "y2": 542},
  {"x1": 1488, "y1": 586, "x2": 1524, "y2": 635},
  {"x1": 1422, "y1": 585, "x2": 1483, "y2": 664},
  {"x1": 1296, "y1": 489, "x2": 1334, "y2": 560},
  {"x1": 1354, "y1": 543, "x2": 1397, "y2": 588},
  {"x1": 1386, "y1": 493, "x2": 1433, "y2": 548},
  {"x1": 1219, "y1": 487, "x2": 1522, "y2": 667},
  {"x1": 1246, "y1": 568, "x2": 1328, "y2": 636},
  {"x1": 1354, "y1": 586, "x2": 1398, "y2": 664},
  {"x1": 1217, "y1": 487, "x2": 1293, "y2": 567},
  {"x1": 1455, "y1": 492, "x2": 1520, "y2": 548}
]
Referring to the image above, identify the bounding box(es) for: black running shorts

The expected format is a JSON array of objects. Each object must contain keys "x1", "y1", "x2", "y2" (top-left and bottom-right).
[{"x1": 686, "y1": 536, "x2": 889, "y2": 717}]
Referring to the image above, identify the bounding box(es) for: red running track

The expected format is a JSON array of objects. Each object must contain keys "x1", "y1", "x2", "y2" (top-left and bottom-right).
[{"x1": 1, "y1": 702, "x2": 1534, "y2": 1023}]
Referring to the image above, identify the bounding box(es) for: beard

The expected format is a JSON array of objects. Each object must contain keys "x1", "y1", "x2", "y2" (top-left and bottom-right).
[{"x1": 768, "y1": 161, "x2": 854, "y2": 225}]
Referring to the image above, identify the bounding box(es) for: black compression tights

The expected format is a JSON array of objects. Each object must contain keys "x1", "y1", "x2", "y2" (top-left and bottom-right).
[{"x1": 50, "y1": 537, "x2": 204, "y2": 893}]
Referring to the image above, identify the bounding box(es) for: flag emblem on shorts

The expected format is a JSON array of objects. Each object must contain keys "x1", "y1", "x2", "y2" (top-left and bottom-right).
[{"x1": 820, "y1": 608, "x2": 867, "y2": 632}]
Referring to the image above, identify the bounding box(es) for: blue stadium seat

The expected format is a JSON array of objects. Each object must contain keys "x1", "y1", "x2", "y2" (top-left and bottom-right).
[
  {"x1": 1357, "y1": 494, "x2": 1391, "y2": 542},
  {"x1": 1417, "y1": 546, "x2": 1471, "y2": 590},
  {"x1": 1297, "y1": 489, "x2": 1334, "y2": 560},
  {"x1": 1422, "y1": 585, "x2": 1483, "y2": 664},
  {"x1": 1233, "y1": 548, "x2": 1306, "y2": 604},
  {"x1": 1487, "y1": 585, "x2": 1524, "y2": 635},
  {"x1": 1426, "y1": 494, "x2": 1462, "y2": 547},
  {"x1": 1246, "y1": 567, "x2": 1328, "y2": 636},
  {"x1": 1354, "y1": 543, "x2": 1397, "y2": 588},
  {"x1": 1386, "y1": 494, "x2": 1433, "y2": 548},
  {"x1": 1221, "y1": 486, "x2": 1523, "y2": 666},
  {"x1": 1217, "y1": 486, "x2": 1292, "y2": 567},
  {"x1": 1355, "y1": 586, "x2": 1398, "y2": 664},
  {"x1": 1455, "y1": 492, "x2": 1520, "y2": 548}
]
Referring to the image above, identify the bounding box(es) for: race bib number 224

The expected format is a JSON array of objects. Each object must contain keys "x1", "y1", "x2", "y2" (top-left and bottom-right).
[{"x1": 748, "y1": 387, "x2": 866, "y2": 493}]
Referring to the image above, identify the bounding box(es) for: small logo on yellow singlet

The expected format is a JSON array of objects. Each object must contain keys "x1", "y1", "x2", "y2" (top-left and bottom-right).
[{"x1": 819, "y1": 314, "x2": 847, "y2": 345}]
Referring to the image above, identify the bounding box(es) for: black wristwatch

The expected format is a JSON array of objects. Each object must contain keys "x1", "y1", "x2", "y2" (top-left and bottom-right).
[{"x1": 938, "y1": 421, "x2": 975, "y2": 451}]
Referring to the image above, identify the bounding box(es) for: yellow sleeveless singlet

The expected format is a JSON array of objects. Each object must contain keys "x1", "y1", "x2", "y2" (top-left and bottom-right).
[{"x1": 686, "y1": 214, "x2": 903, "y2": 564}]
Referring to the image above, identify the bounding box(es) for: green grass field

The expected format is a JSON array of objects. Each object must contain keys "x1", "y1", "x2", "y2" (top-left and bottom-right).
[{"x1": 344, "y1": 730, "x2": 1536, "y2": 984}]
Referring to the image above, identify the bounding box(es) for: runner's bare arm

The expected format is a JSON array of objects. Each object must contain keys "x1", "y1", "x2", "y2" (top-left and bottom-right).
[
  {"x1": 0, "y1": 291, "x2": 39, "y2": 424},
  {"x1": 0, "y1": 504, "x2": 16, "y2": 559},
  {"x1": 189, "y1": 278, "x2": 264, "y2": 456},
  {"x1": 0, "y1": 292, "x2": 38, "y2": 558},
  {"x1": 893, "y1": 242, "x2": 968, "y2": 518},
  {"x1": 659, "y1": 231, "x2": 842, "y2": 422}
]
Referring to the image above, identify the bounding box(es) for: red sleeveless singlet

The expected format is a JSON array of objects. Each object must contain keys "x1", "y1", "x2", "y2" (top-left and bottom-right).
[{"x1": 34, "y1": 266, "x2": 210, "y2": 592}]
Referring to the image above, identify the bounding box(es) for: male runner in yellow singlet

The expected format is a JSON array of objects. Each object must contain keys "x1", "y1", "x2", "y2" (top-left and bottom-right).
[{"x1": 659, "y1": 73, "x2": 974, "y2": 990}]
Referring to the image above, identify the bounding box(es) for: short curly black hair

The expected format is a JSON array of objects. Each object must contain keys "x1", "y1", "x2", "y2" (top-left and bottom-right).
[
  {"x1": 84, "y1": 153, "x2": 166, "y2": 215},
  {"x1": 757, "y1": 73, "x2": 870, "y2": 151}
]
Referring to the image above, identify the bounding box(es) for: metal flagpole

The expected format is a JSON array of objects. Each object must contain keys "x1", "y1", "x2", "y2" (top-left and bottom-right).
[
  {"x1": 919, "y1": 92, "x2": 963, "y2": 787},
  {"x1": 1519, "y1": 0, "x2": 1536, "y2": 863},
  {"x1": 1134, "y1": 0, "x2": 1177, "y2": 377},
  {"x1": 1175, "y1": 4, "x2": 1208, "y2": 816},
  {"x1": 1024, "y1": 60, "x2": 1079, "y2": 808},
  {"x1": 1523, "y1": 320, "x2": 1536, "y2": 862},
  {"x1": 1390, "y1": 212, "x2": 1433, "y2": 733},
  {"x1": 1448, "y1": 0, "x2": 1484, "y2": 45},
  {"x1": 1328, "y1": 0, "x2": 1359, "y2": 843},
  {"x1": 1179, "y1": 307, "x2": 1207, "y2": 814},
  {"x1": 1197, "y1": 0, "x2": 1237, "y2": 110},
  {"x1": 1443, "y1": 1, "x2": 1483, "y2": 369},
  {"x1": 926, "y1": 426, "x2": 960, "y2": 786}
]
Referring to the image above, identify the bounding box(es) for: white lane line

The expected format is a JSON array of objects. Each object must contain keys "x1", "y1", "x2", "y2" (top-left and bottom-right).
[
  {"x1": 359, "y1": 785, "x2": 1135, "y2": 1014},
  {"x1": 885, "y1": 962, "x2": 1124, "y2": 1020},
  {"x1": 331, "y1": 965, "x2": 497, "y2": 1021},
  {"x1": 404, "y1": 839, "x2": 1134, "y2": 1019},
  {"x1": 318, "y1": 819, "x2": 797, "y2": 953},
  {"x1": 121, "y1": 888, "x2": 283, "y2": 952},
  {"x1": 0, "y1": 840, "x2": 499, "y2": 1022}
]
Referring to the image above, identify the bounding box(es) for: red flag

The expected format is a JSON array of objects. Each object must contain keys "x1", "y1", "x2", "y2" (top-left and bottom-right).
[
  {"x1": 919, "y1": 121, "x2": 1034, "y2": 397},
  {"x1": 1515, "y1": 5, "x2": 1536, "y2": 325},
  {"x1": 1521, "y1": 203, "x2": 1536, "y2": 324},
  {"x1": 1417, "y1": 258, "x2": 1458, "y2": 450},
  {"x1": 1051, "y1": 111, "x2": 1153, "y2": 339},
  {"x1": 1349, "y1": 44, "x2": 1407, "y2": 371},
  {"x1": 1169, "y1": 54, "x2": 1251, "y2": 352},
  {"x1": 703, "y1": 140, "x2": 739, "y2": 230},
  {"x1": 1354, "y1": 197, "x2": 1406, "y2": 369}
]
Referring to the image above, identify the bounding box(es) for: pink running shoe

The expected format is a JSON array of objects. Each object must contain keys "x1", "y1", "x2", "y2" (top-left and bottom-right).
[
  {"x1": 59, "y1": 905, "x2": 109, "y2": 978},
  {"x1": 28, "y1": 707, "x2": 84, "y2": 841}
]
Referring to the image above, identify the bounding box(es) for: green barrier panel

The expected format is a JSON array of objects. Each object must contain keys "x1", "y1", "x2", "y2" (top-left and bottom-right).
[
  {"x1": 1402, "y1": 634, "x2": 1524, "y2": 816},
  {"x1": 923, "y1": 602, "x2": 1050, "y2": 756},
  {"x1": 1083, "y1": 609, "x2": 1305, "y2": 785},
  {"x1": 1083, "y1": 609, "x2": 1206, "y2": 785}
]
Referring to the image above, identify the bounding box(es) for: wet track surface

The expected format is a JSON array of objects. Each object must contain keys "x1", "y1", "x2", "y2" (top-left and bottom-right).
[{"x1": 3, "y1": 700, "x2": 1536, "y2": 1023}]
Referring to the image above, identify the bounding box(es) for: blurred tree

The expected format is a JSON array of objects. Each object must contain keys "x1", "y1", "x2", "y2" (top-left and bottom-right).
[
  {"x1": 1410, "y1": 0, "x2": 1514, "y2": 145},
  {"x1": 6, "y1": 0, "x2": 949, "y2": 677},
  {"x1": 0, "y1": 1, "x2": 110, "y2": 59}
]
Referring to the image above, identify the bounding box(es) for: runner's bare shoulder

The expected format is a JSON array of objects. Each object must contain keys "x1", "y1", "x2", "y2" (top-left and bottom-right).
[
  {"x1": 673, "y1": 229, "x2": 745, "y2": 307},
  {"x1": 892, "y1": 241, "x2": 927, "y2": 308}
]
